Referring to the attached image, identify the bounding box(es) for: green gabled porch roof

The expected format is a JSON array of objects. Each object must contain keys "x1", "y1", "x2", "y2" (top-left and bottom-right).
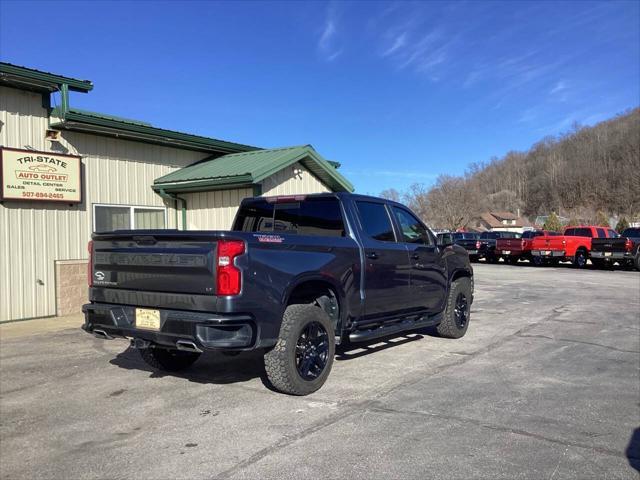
[{"x1": 153, "y1": 145, "x2": 354, "y2": 193}]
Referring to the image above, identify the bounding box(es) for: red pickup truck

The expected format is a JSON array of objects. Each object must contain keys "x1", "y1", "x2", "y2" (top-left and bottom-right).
[
  {"x1": 530, "y1": 225, "x2": 617, "y2": 268},
  {"x1": 496, "y1": 230, "x2": 560, "y2": 264}
]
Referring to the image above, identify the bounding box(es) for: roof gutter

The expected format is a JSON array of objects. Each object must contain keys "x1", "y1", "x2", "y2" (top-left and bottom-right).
[
  {"x1": 0, "y1": 63, "x2": 93, "y2": 92},
  {"x1": 152, "y1": 174, "x2": 255, "y2": 193},
  {"x1": 50, "y1": 112, "x2": 259, "y2": 154}
]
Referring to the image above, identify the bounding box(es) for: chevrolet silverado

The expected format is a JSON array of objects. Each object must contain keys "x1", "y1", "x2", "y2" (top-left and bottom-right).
[{"x1": 83, "y1": 193, "x2": 474, "y2": 395}]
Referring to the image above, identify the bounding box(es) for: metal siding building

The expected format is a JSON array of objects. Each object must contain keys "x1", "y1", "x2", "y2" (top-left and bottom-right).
[
  {"x1": 0, "y1": 63, "x2": 353, "y2": 322},
  {"x1": 0, "y1": 85, "x2": 203, "y2": 320}
]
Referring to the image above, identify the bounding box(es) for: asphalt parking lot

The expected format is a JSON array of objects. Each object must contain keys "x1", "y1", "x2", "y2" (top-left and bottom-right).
[{"x1": 1, "y1": 264, "x2": 639, "y2": 479}]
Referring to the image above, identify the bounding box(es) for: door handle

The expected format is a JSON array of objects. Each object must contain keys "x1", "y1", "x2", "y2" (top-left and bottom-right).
[
  {"x1": 366, "y1": 252, "x2": 379, "y2": 260},
  {"x1": 411, "y1": 253, "x2": 420, "y2": 260}
]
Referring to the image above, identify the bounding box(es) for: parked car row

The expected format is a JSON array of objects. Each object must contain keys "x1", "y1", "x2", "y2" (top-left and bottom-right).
[{"x1": 437, "y1": 227, "x2": 640, "y2": 271}]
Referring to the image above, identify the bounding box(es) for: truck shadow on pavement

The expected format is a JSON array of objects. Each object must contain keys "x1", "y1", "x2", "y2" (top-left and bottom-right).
[
  {"x1": 109, "y1": 346, "x2": 268, "y2": 386},
  {"x1": 108, "y1": 329, "x2": 437, "y2": 390},
  {"x1": 336, "y1": 332, "x2": 426, "y2": 360}
]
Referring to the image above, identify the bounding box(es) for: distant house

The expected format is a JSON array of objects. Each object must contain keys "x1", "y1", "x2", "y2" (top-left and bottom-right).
[{"x1": 467, "y1": 211, "x2": 531, "y2": 233}]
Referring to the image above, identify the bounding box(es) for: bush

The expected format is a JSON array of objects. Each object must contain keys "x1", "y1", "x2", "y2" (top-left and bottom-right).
[
  {"x1": 543, "y1": 212, "x2": 563, "y2": 232},
  {"x1": 616, "y1": 217, "x2": 629, "y2": 233},
  {"x1": 595, "y1": 210, "x2": 610, "y2": 227}
]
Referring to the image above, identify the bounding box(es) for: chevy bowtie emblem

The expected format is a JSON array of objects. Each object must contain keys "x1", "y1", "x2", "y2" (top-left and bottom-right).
[{"x1": 94, "y1": 271, "x2": 105, "y2": 281}]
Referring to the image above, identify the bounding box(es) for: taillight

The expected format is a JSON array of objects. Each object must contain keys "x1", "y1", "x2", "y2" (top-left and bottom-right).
[
  {"x1": 562, "y1": 239, "x2": 566, "y2": 246},
  {"x1": 625, "y1": 238, "x2": 633, "y2": 251},
  {"x1": 87, "y1": 241, "x2": 94, "y2": 287},
  {"x1": 216, "y1": 240, "x2": 245, "y2": 295},
  {"x1": 476, "y1": 241, "x2": 481, "y2": 249}
]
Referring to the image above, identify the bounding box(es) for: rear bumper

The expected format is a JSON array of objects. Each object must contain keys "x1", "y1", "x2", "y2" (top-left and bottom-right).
[
  {"x1": 590, "y1": 251, "x2": 629, "y2": 260},
  {"x1": 497, "y1": 250, "x2": 525, "y2": 256},
  {"x1": 82, "y1": 303, "x2": 262, "y2": 350},
  {"x1": 531, "y1": 250, "x2": 565, "y2": 257}
]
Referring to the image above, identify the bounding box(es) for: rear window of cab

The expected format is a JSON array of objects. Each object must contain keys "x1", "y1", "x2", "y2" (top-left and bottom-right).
[{"x1": 233, "y1": 197, "x2": 346, "y2": 237}]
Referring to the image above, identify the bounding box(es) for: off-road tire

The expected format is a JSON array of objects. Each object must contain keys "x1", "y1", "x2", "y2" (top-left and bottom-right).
[
  {"x1": 532, "y1": 256, "x2": 544, "y2": 267},
  {"x1": 507, "y1": 256, "x2": 519, "y2": 265},
  {"x1": 264, "y1": 304, "x2": 335, "y2": 396},
  {"x1": 486, "y1": 252, "x2": 499, "y2": 264},
  {"x1": 139, "y1": 347, "x2": 201, "y2": 372},
  {"x1": 436, "y1": 277, "x2": 472, "y2": 339}
]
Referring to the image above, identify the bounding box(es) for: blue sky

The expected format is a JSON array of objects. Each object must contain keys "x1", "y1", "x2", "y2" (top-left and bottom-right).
[{"x1": 1, "y1": 0, "x2": 638, "y2": 195}]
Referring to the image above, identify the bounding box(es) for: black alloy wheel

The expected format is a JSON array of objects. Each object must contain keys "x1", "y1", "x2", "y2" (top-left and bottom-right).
[
  {"x1": 574, "y1": 251, "x2": 587, "y2": 268},
  {"x1": 295, "y1": 321, "x2": 329, "y2": 381},
  {"x1": 454, "y1": 292, "x2": 469, "y2": 329}
]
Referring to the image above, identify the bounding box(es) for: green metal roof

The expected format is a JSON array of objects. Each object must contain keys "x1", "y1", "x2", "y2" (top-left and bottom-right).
[
  {"x1": 0, "y1": 62, "x2": 93, "y2": 92},
  {"x1": 50, "y1": 108, "x2": 259, "y2": 154},
  {"x1": 153, "y1": 145, "x2": 354, "y2": 193}
]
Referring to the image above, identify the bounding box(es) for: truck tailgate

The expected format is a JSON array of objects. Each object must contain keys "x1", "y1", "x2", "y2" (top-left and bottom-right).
[
  {"x1": 532, "y1": 236, "x2": 565, "y2": 251},
  {"x1": 496, "y1": 238, "x2": 523, "y2": 253},
  {"x1": 91, "y1": 231, "x2": 222, "y2": 295},
  {"x1": 591, "y1": 238, "x2": 627, "y2": 253}
]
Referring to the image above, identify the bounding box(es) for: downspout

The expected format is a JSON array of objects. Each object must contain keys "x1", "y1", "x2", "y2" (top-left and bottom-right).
[
  {"x1": 176, "y1": 194, "x2": 187, "y2": 230},
  {"x1": 157, "y1": 188, "x2": 180, "y2": 229},
  {"x1": 157, "y1": 188, "x2": 188, "y2": 230},
  {"x1": 60, "y1": 83, "x2": 69, "y2": 115}
]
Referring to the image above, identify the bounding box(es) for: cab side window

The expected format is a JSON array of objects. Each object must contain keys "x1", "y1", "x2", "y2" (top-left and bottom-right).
[
  {"x1": 356, "y1": 201, "x2": 396, "y2": 242},
  {"x1": 392, "y1": 207, "x2": 433, "y2": 245}
]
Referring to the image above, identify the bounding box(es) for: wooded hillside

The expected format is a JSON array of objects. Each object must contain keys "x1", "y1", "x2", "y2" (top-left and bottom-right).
[{"x1": 383, "y1": 108, "x2": 640, "y2": 230}]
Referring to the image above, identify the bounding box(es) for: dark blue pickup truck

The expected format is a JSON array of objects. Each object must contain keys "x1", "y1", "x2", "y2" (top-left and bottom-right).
[{"x1": 83, "y1": 193, "x2": 474, "y2": 395}]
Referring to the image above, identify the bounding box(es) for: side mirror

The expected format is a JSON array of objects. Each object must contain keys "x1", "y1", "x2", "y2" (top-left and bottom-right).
[{"x1": 437, "y1": 233, "x2": 453, "y2": 247}]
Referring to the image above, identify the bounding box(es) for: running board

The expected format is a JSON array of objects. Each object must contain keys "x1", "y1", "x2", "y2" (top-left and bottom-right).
[{"x1": 349, "y1": 314, "x2": 441, "y2": 343}]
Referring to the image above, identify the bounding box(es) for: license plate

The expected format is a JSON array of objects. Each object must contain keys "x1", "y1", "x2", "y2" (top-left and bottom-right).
[
  {"x1": 542, "y1": 250, "x2": 551, "y2": 256},
  {"x1": 136, "y1": 308, "x2": 160, "y2": 330},
  {"x1": 604, "y1": 252, "x2": 612, "y2": 257},
  {"x1": 503, "y1": 250, "x2": 511, "y2": 255}
]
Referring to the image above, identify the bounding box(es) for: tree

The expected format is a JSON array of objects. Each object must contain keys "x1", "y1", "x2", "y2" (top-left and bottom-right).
[
  {"x1": 377, "y1": 108, "x2": 640, "y2": 228},
  {"x1": 543, "y1": 212, "x2": 563, "y2": 232},
  {"x1": 403, "y1": 183, "x2": 430, "y2": 222},
  {"x1": 379, "y1": 188, "x2": 400, "y2": 203},
  {"x1": 595, "y1": 210, "x2": 610, "y2": 227},
  {"x1": 420, "y1": 175, "x2": 480, "y2": 230},
  {"x1": 616, "y1": 217, "x2": 629, "y2": 233}
]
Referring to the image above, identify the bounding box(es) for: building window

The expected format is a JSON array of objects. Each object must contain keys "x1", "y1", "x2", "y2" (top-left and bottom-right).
[{"x1": 93, "y1": 204, "x2": 166, "y2": 232}]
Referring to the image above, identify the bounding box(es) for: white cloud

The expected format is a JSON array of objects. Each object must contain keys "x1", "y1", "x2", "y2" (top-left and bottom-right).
[
  {"x1": 381, "y1": 32, "x2": 407, "y2": 57},
  {"x1": 318, "y1": 8, "x2": 342, "y2": 62},
  {"x1": 550, "y1": 81, "x2": 567, "y2": 95}
]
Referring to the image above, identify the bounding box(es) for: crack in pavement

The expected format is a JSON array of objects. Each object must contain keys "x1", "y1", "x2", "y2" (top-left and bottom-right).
[
  {"x1": 367, "y1": 403, "x2": 627, "y2": 459},
  {"x1": 516, "y1": 334, "x2": 640, "y2": 354},
  {"x1": 213, "y1": 305, "x2": 569, "y2": 479},
  {"x1": 213, "y1": 402, "x2": 364, "y2": 479}
]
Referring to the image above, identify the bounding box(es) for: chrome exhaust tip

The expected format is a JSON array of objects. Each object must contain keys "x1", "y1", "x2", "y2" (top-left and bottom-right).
[
  {"x1": 93, "y1": 329, "x2": 114, "y2": 340},
  {"x1": 176, "y1": 340, "x2": 203, "y2": 353}
]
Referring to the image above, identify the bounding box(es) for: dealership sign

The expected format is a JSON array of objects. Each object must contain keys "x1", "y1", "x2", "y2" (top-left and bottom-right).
[{"x1": 0, "y1": 147, "x2": 82, "y2": 203}]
